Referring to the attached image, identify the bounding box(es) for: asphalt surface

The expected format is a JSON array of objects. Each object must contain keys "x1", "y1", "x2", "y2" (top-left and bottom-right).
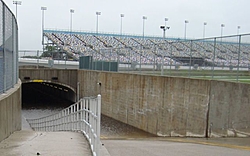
[
  {"x1": 102, "y1": 138, "x2": 250, "y2": 156},
  {"x1": 101, "y1": 115, "x2": 250, "y2": 156}
]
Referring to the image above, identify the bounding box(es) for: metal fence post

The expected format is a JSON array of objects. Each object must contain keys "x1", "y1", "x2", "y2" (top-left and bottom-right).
[
  {"x1": 12, "y1": 16, "x2": 15, "y2": 87},
  {"x1": 236, "y1": 35, "x2": 241, "y2": 82},
  {"x1": 169, "y1": 42, "x2": 172, "y2": 76},
  {"x1": 16, "y1": 18, "x2": 18, "y2": 84},
  {"x1": 188, "y1": 40, "x2": 193, "y2": 77},
  {"x1": 212, "y1": 38, "x2": 217, "y2": 79},
  {"x1": 37, "y1": 50, "x2": 39, "y2": 69},
  {"x1": 2, "y1": 3, "x2": 6, "y2": 93}
]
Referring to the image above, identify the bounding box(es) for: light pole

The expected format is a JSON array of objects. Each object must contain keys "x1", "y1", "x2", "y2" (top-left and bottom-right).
[
  {"x1": 120, "y1": 14, "x2": 124, "y2": 35},
  {"x1": 160, "y1": 25, "x2": 170, "y2": 39},
  {"x1": 203, "y1": 22, "x2": 207, "y2": 39},
  {"x1": 96, "y1": 12, "x2": 101, "y2": 34},
  {"x1": 237, "y1": 26, "x2": 240, "y2": 35},
  {"x1": 142, "y1": 16, "x2": 147, "y2": 38},
  {"x1": 164, "y1": 18, "x2": 169, "y2": 38},
  {"x1": 184, "y1": 20, "x2": 189, "y2": 40},
  {"x1": 221, "y1": 24, "x2": 225, "y2": 43},
  {"x1": 164, "y1": 18, "x2": 168, "y2": 28},
  {"x1": 160, "y1": 25, "x2": 170, "y2": 76},
  {"x1": 140, "y1": 16, "x2": 147, "y2": 73},
  {"x1": 13, "y1": 1, "x2": 22, "y2": 19},
  {"x1": 237, "y1": 26, "x2": 241, "y2": 43},
  {"x1": 41, "y1": 6, "x2": 47, "y2": 62},
  {"x1": 70, "y1": 9, "x2": 74, "y2": 34}
]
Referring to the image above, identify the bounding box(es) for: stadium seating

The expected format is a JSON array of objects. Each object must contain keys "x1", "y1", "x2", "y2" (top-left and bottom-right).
[{"x1": 44, "y1": 30, "x2": 250, "y2": 67}]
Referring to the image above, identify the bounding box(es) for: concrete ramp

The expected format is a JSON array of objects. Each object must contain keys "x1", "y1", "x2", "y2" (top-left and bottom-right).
[{"x1": 0, "y1": 130, "x2": 92, "y2": 156}]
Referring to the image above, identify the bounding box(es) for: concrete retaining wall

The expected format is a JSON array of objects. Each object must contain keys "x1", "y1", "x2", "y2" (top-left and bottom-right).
[
  {"x1": 18, "y1": 69, "x2": 249, "y2": 137},
  {"x1": 78, "y1": 70, "x2": 211, "y2": 137},
  {"x1": 209, "y1": 81, "x2": 250, "y2": 137},
  {"x1": 78, "y1": 70, "x2": 250, "y2": 137},
  {"x1": 0, "y1": 80, "x2": 22, "y2": 142}
]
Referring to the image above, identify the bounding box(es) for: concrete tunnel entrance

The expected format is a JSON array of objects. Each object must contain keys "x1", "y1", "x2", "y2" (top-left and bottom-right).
[
  {"x1": 22, "y1": 82, "x2": 75, "y2": 109},
  {"x1": 21, "y1": 81, "x2": 154, "y2": 138}
]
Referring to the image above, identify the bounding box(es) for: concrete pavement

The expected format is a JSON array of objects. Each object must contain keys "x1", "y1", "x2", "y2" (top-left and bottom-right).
[
  {"x1": 0, "y1": 130, "x2": 92, "y2": 156},
  {"x1": 1, "y1": 130, "x2": 250, "y2": 156},
  {"x1": 102, "y1": 138, "x2": 250, "y2": 156},
  {"x1": 0, "y1": 113, "x2": 249, "y2": 156}
]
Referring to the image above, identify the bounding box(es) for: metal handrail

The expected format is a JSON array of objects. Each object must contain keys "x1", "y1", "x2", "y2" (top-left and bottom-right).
[{"x1": 27, "y1": 94, "x2": 101, "y2": 156}]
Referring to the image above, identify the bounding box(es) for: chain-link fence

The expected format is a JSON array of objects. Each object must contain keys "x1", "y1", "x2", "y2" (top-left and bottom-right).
[
  {"x1": 41, "y1": 29, "x2": 250, "y2": 83},
  {"x1": 85, "y1": 34, "x2": 249, "y2": 82},
  {"x1": 0, "y1": 0, "x2": 18, "y2": 94},
  {"x1": 111, "y1": 34, "x2": 250, "y2": 83}
]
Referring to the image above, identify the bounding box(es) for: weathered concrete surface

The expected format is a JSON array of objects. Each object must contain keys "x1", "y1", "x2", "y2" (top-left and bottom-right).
[
  {"x1": 0, "y1": 131, "x2": 92, "y2": 156},
  {"x1": 77, "y1": 70, "x2": 250, "y2": 137},
  {"x1": 209, "y1": 81, "x2": 250, "y2": 137},
  {"x1": 0, "y1": 80, "x2": 22, "y2": 142},
  {"x1": 78, "y1": 70, "x2": 210, "y2": 137},
  {"x1": 19, "y1": 69, "x2": 78, "y2": 92},
  {"x1": 19, "y1": 69, "x2": 250, "y2": 138}
]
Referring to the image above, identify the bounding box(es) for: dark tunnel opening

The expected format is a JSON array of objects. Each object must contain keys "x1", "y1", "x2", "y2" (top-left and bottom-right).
[{"x1": 22, "y1": 82, "x2": 75, "y2": 109}]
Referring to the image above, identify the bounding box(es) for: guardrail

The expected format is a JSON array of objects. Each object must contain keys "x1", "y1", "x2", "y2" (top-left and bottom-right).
[{"x1": 27, "y1": 95, "x2": 101, "y2": 156}]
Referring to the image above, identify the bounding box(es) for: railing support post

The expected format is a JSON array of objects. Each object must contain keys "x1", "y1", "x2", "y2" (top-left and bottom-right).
[{"x1": 96, "y1": 94, "x2": 101, "y2": 156}]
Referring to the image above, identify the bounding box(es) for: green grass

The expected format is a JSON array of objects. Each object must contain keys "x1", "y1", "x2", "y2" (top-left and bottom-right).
[{"x1": 134, "y1": 69, "x2": 250, "y2": 84}]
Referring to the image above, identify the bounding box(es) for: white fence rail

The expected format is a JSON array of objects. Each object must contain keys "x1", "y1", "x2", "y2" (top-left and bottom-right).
[{"x1": 27, "y1": 94, "x2": 101, "y2": 156}]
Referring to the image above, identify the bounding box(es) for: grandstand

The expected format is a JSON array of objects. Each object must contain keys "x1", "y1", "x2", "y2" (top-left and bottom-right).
[{"x1": 43, "y1": 29, "x2": 250, "y2": 68}]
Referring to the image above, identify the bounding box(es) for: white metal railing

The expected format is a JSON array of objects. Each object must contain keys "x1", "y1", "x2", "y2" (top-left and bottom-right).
[{"x1": 27, "y1": 94, "x2": 101, "y2": 156}]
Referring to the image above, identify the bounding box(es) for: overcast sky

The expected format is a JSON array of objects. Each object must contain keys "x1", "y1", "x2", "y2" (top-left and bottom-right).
[{"x1": 4, "y1": 0, "x2": 250, "y2": 50}]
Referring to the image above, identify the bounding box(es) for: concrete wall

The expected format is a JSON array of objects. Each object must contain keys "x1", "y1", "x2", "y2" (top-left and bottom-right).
[
  {"x1": 0, "y1": 80, "x2": 22, "y2": 142},
  {"x1": 78, "y1": 70, "x2": 211, "y2": 137},
  {"x1": 19, "y1": 69, "x2": 78, "y2": 93},
  {"x1": 78, "y1": 70, "x2": 250, "y2": 137},
  {"x1": 209, "y1": 81, "x2": 250, "y2": 137},
  {"x1": 19, "y1": 69, "x2": 250, "y2": 137}
]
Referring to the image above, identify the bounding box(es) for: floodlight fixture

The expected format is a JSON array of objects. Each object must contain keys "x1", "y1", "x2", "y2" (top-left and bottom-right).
[
  {"x1": 96, "y1": 11, "x2": 101, "y2": 16},
  {"x1": 41, "y1": 6, "x2": 47, "y2": 11},
  {"x1": 13, "y1": 1, "x2": 21, "y2": 5}
]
